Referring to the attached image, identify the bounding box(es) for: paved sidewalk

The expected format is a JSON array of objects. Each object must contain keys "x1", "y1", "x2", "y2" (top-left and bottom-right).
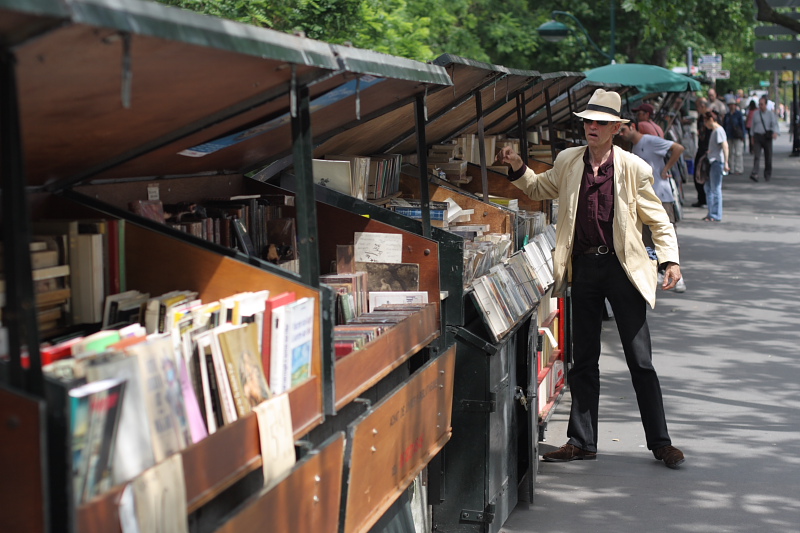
[{"x1": 501, "y1": 128, "x2": 800, "y2": 532}]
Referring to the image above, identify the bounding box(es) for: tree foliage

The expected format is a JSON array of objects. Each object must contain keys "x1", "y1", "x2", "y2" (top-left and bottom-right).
[{"x1": 153, "y1": 0, "x2": 762, "y2": 91}]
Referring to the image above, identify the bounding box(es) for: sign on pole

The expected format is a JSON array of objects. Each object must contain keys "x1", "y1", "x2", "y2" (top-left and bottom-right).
[{"x1": 698, "y1": 54, "x2": 722, "y2": 66}]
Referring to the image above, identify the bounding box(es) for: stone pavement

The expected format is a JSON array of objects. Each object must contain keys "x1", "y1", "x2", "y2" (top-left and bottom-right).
[{"x1": 500, "y1": 125, "x2": 800, "y2": 533}]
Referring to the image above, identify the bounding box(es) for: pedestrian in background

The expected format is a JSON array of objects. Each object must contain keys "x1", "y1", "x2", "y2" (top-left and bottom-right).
[
  {"x1": 703, "y1": 111, "x2": 729, "y2": 222},
  {"x1": 707, "y1": 88, "x2": 727, "y2": 121},
  {"x1": 746, "y1": 100, "x2": 757, "y2": 154},
  {"x1": 618, "y1": 120, "x2": 687, "y2": 292},
  {"x1": 692, "y1": 97, "x2": 710, "y2": 208},
  {"x1": 723, "y1": 95, "x2": 745, "y2": 175},
  {"x1": 632, "y1": 103, "x2": 664, "y2": 137},
  {"x1": 750, "y1": 96, "x2": 779, "y2": 182}
]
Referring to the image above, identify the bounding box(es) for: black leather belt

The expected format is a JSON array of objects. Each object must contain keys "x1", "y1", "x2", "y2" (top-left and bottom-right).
[{"x1": 583, "y1": 245, "x2": 614, "y2": 255}]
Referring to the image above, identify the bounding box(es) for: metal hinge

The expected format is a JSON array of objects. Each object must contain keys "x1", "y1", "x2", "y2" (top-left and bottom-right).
[
  {"x1": 459, "y1": 399, "x2": 496, "y2": 413},
  {"x1": 460, "y1": 507, "x2": 495, "y2": 524}
]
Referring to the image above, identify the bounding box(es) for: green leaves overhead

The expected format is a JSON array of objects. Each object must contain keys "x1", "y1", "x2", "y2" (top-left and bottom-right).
[{"x1": 153, "y1": 0, "x2": 761, "y2": 89}]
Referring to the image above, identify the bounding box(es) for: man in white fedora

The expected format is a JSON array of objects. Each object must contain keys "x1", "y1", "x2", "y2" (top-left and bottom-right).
[{"x1": 495, "y1": 89, "x2": 685, "y2": 469}]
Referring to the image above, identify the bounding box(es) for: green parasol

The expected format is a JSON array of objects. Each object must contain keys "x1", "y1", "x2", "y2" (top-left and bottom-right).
[{"x1": 585, "y1": 63, "x2": 702, "y2": 93}]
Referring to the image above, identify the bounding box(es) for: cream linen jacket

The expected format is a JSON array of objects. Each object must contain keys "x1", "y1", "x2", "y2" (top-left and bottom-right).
[{"x1": 512, "y1": 146, "x2": 679, "y2": 308}]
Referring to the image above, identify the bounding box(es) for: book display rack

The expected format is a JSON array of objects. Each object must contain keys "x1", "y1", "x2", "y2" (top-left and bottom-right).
[
  {"x1": 294, "y1": 54, "x2": 588, "y2": 531},
  {"x1": 1, "y1": 3, "x2": 631, "y2": 532},
  {"x1": 0, "y1": 2, "x2": 455, "y2": 533}
]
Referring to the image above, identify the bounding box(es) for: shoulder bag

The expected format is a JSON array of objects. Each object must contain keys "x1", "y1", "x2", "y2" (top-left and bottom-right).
[{"x1": 759, "y1": 111, "x2": 773, "y2": 137}]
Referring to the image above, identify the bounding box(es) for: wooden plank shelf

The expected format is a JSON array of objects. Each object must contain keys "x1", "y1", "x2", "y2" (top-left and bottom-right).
[
  {"x1": 215, "y1": 433, "x2": 345, "y2": 533},
  {"x1": 537, "y1": 348, "x2": 563, "y2": 383}
]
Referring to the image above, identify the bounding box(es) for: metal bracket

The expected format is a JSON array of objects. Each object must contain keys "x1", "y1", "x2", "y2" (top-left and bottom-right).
[
  {"x1": 453, "y1": 325, "x2": 498, "y2": 354},
  {"x1": 460, "y1": 507, "x2": 495, "y2": 524},
  {"x1": 459, "y1": 399, "x2": 496, "y2": 413}
]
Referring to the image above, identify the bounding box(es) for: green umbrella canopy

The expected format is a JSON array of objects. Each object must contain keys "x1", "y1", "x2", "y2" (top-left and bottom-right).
[{"x1": 585, "y1": 63, "x2": 702, "y2": 93}]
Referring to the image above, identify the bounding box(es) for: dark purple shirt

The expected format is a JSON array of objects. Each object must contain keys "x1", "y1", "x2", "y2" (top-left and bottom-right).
[{"x1": 574, "y1": 148, "x2": 615, "y2": 254}]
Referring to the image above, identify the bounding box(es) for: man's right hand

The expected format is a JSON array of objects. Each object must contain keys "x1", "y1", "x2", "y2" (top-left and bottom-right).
[{"x1": 494, "y1": 146, "x2": 524, "y2": 172}]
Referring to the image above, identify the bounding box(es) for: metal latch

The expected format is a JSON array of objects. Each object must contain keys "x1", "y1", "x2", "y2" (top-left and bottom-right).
[{"x1": 514, "y1": 386, "x2": 529, "y2": 411}]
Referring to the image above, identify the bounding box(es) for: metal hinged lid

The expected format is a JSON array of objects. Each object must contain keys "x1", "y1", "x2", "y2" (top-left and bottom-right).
[
  {"x1": 526, "y1": 78, "x2": 633, "y2": 131},
  {"x1": 316, "y1": 53, "x2": 547, "y2": 157},
  {"x1": 0, "y1": 0, "x2": 451, "y2": 189}
]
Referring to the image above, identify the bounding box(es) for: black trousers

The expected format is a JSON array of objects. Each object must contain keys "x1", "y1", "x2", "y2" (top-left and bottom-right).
[
  {"x1": 751, "y1": 132, "x2": 773, "y2": 180},
  {"x1": 566, "y1": 254, "x2": 671, "y2": 452},
  {"x1": 693, "y1": 154, "x2": 707, "y2": 205}
]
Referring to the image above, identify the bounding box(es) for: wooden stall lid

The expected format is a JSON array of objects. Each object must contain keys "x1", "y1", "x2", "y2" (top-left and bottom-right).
[
  {"x1": 335, "y1": 303, "x2": 439, "y2": 409},
  {"x1": 215, "y1": 432, "x2": 345, "y2": 533},
  {"x1": 343, "y1": 344, "x2": 456, "y2": 533},
  {"x1": 458, "y1": 163, "x2": 544, "y2": 212},
  {"x1": 0, "y1": 386, "x2": 47, "y2": 533},
  {"x1": 315, "y1": 201, "x2": 442, "y2": 319}
]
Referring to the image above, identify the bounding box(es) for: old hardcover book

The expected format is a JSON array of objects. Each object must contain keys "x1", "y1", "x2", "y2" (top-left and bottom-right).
[
  {"x1": 217, "y1": 323, "x2": 271, "y2": 417},
  {"x1": 285, "y1": 297, "x2": 315, "y2": 389},
  {"x1": 355, "y1": 261, "x2": 420, "y2": 292},
  {"x1": 208, "y1": 324, "x2": 240, "y2": 425},
  {"x1": 262, "y1": 292, "x2": 295, "y2": 386},
  {"x1": 336, "y1": 244, "x2": 355, "y2": 274}
]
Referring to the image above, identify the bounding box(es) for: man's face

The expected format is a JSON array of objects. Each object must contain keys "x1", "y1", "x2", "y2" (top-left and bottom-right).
[
  {"x1": 708, "y1": 89, "x2": 717, "y2": 101},
  {"x1": 697, "y1": 99, "x2": 708, "y2": 114},
  {"x1": 636, "y1": 109, "x2": 650, "y2": 121},
  {"x1": 583, "y1": 118, "x2": 622, "y2": 149},
  {"x1": 759, "y1": 99, "x2": 767, "y2": 111},
  {"x1": 617, "y1": 124, "x2": 636, "y2": 142}
]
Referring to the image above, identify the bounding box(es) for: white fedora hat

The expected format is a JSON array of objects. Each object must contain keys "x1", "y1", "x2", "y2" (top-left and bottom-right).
[{"x1": 574, "y1": 89, "x2": 629, "y2": 123}]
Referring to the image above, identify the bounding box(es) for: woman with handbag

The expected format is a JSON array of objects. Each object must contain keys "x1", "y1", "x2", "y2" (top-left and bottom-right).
[{"x1": 702, "y1": 111, "x2": 729, "y2": 222}]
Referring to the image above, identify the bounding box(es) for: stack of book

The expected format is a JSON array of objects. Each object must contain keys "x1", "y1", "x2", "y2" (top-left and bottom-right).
[
  {"x1": 0, "y1": 239, "x2": 71, "y2": 337},
  {"x1": 40, "y1": 288, "x2": 317, "y2": 506},
  {"x1": 320, "y1": 272, "x2": 369, "y2": 325},
  {"x1": 130, "y1": 194, "x2": 297, "y2": 271},
  {"x1": 333, "y1": 303, "x2": 430, "y2": 359}
]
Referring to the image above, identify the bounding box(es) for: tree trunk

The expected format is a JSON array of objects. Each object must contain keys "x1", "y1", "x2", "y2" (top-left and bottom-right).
[{"x1": 650, "y1": 46, "x2": 670, "y2": 68}]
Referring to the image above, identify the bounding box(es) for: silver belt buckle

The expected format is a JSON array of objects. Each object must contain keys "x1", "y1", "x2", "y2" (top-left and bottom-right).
[{"x1": 597, "y1": 245, "x2": 610, "y2": 255}]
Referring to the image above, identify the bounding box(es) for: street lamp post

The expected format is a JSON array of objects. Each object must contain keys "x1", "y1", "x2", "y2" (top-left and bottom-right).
[{"x1": 536, "y1": 2, "x2": 616, "y2": 65}]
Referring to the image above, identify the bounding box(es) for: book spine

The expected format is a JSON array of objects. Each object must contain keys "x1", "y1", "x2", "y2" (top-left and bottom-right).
[
  {"x1": 204, "y1": 351, "x2": 223, "y2": 431},
  {"x1": 392, "y1": 208, "x2": 446, "y2": 220},
  {"x1": 210, "y1": 337, "x2": 238, "y2": 425}
]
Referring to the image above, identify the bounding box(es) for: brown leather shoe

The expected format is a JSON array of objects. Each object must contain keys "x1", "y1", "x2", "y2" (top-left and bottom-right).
[
  {"x1": 542, "y1": 443, "x2": 597, "y2": 462},
  {"x1": 653, "y1": 445, "x2": 685, "y2": 469}
]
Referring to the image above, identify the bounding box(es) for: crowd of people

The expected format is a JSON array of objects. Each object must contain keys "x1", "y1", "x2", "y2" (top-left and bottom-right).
[{"x1": 618, "y1": 88, "x2": 782, "y2": 245}]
